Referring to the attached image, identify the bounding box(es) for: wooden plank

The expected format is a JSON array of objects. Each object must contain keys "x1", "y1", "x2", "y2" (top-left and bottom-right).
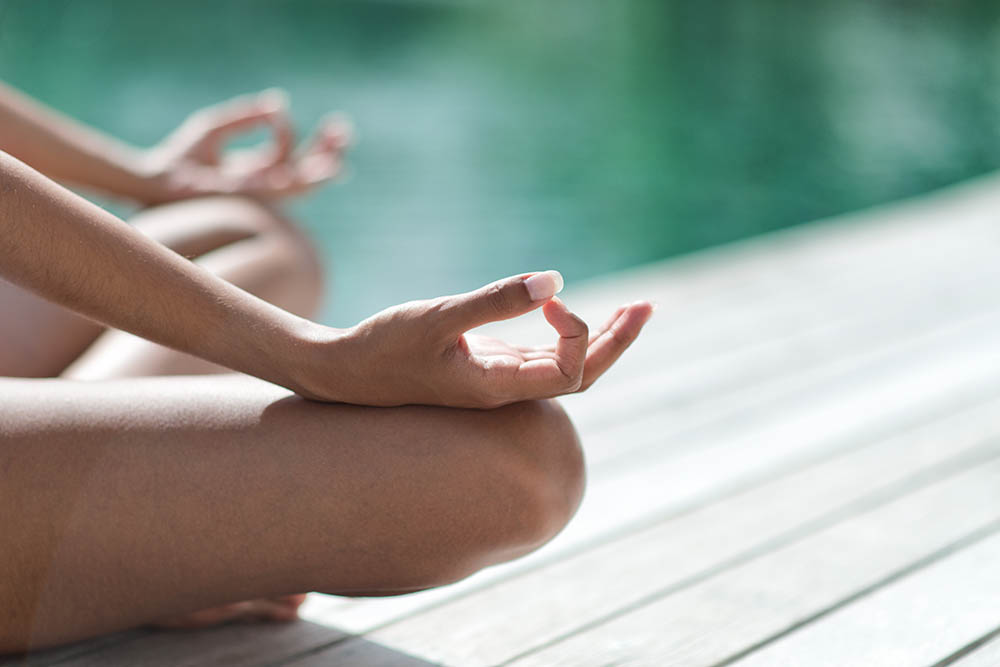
[
  {"x1": 723, "y1": 530, "x2": 1000, "y2": 667},
  {"x1": 480, "y1": 172, "x2": 1000, "y2": 365},
  {"x1": 500, "y1": 219, "x2": 1000, "y2": 436},
  {"x1": 338, "y1": 400, "x2": 1000, "y2": 665},
  {"x1": 53, "y1": 622, "x2": 348, "y2": 667},
  {"x1": 283, "y1": 638, "x2": 437, "y2": 667},
  {"x1": 578, "y1": 286, "x2": 1000, "y2": 470},
  {"x1": 480, "y1": 228, "x2": 996, "y2": 438},
  {"x1": 508, "y1": 461, "x2": 1000, "y2": 666},
  {"x1": 303, "y1": 308, "x2": 1000, "y2": 635},
  {"x1": 946, "y1": 633, "x2": 1000, "y2": 666},
  {"x1": 0, "y1": 630, "x2": 146, "y2": 667},
  {"x1": 567, "y1": 254, "x2": 1000, "y2": 446},
  {"x1": 487, "y1": 170, "x2": 1000, "y2": 352}
]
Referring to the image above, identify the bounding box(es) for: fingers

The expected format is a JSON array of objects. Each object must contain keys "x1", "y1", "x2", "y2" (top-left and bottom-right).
[
  {"x1": 511, "y1": 300, "x2": 654, "y2": 392},
  {"x1": 237, "y1": 114, "x2": 353, "y2": 199},
  {"x1": 597, "y1": 305, "x2": 628, "y2": 340},
  {"x1": 443, "y1": 270, "x2": 565, "y2": 334},
  {"x1": 192, "y1": 89, "x2": 294, "y2": 162},
  {"x1": 507, "y1": 297, "x2": 588, "y2": 400},
  {"x1": 515, "y1": 304, "x2": 630, "y2": 354},
  {"x1": 545, "y1": 296, "x2": 589, "y2": 385},
  {"x1": 178, "y1": 90, "x2": 354, "y2": 201},
  {"x1": 289, "y1": 115, "x2": 353, "y2": 188},
  {"x1": 579, "y1": 301, "x2": 654, "y2": 390}
]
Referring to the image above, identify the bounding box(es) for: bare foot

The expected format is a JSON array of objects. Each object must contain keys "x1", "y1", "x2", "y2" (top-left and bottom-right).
[{"x1": 150, "y1": 594, "x2": 308, "y2": 629}]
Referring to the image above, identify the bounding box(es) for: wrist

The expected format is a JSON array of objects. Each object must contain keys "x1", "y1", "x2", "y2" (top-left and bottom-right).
[
  {"x1": 122, "y1": 147, "x2": 175, "y2": 205},
  {"x1": 277, "y1": 319, "x2": 353, "y2": 402}
]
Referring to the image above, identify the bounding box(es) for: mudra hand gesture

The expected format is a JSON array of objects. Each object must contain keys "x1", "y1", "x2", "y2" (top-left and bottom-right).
[
  {"x1": 139, "y1": 89, "x2": 351, "y2": 203},
  {"x1": 292, "y1": 271, "x2": 654, "y2": 408}
]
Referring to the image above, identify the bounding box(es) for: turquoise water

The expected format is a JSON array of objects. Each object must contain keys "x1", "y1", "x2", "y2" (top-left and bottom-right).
[{"x1": 3, "y1": 0, "x2": 1000, "y2": 325}]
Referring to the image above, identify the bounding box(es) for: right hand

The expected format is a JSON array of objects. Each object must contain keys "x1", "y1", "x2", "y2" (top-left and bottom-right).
[{"x1": 292, "y1": 271, "x2": 654, "y2": 408}]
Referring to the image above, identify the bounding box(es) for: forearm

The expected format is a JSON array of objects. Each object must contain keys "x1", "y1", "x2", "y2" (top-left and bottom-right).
[
  {"x1": 0, "y1": 151, "x2": 329, "y2": 389},
  {"x1": 0, "y1": 81, "x2": 153, "y2": 201}
]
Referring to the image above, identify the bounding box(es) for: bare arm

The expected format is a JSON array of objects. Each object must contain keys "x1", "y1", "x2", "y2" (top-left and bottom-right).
[
  {"x1": 0, "y1": 81, "x2": 155, "y2": 201},
  {"x1": 0, "y1": 151, "x2": 319, "y2": 389},
  {"x1": 0, "y1": 151, "x2": 652, "y2": 405}
]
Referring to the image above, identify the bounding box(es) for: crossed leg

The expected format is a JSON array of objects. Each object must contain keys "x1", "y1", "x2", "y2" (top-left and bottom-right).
[
  {"x1": 0, "y1": 197, "x2": 585, "y2": 652},
  {"x1": 0, "y1": 375, "x2": 583, "y2": 653}
]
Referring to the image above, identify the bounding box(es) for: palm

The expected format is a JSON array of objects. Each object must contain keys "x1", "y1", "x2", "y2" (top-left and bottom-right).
[
  {"x1": 464, "y1": 334, "x2": 555, "y2": 369},
  {"x1": 455, "y1": 301, "x2": 643, "y2": 398},
  {"x1": 463, "y1": 334, "x2": 530, "y2": 374}
]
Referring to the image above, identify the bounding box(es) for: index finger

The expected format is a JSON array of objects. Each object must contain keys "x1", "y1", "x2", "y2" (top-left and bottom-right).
[{"x1": 509, "y1": 297, "x2": 588, "y2": 399}]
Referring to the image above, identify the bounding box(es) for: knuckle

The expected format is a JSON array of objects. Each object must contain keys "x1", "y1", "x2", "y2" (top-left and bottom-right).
[
  {"x1": 424, "y1": 297, "x2": 459, "y2": 336},
  {"x1": 557, "y1": 363, "x2": 584, "y2": 393}
]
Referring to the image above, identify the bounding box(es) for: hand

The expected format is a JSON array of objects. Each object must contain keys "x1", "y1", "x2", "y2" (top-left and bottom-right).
[
  {"x1": 137, "y1": 89, "x2": 351, "y2": 204},
  {"x1": 292, "y1": 271, "x2": 654, "y2": 408}
]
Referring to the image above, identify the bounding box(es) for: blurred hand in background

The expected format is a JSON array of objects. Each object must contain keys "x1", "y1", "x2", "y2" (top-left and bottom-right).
[{"x1": 140, "y1": 89, "x2": 352, "y2": 204}]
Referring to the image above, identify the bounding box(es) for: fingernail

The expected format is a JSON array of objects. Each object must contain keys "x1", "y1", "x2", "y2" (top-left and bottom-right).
[
  {"x1": 323, "y1": 113, "x2": 356, "y2": 144},
  {"x1": 631, "y1": 299, "x2": 657, "y2": 311},
  {"x1": 525, "y1": 270, "x2": 564, "y2": 301}
]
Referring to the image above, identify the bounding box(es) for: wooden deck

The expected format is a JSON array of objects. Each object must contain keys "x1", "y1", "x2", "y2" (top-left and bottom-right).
[{"x1": 8, "y1": 173, "x2": 1000, "y2": 665}]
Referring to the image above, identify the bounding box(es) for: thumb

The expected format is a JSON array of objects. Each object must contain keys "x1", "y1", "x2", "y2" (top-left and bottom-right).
[{"x1": 443, "y1": 270, "x2": 564, "y2": 333}]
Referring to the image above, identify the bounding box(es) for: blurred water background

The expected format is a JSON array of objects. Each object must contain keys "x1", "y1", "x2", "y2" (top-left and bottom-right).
[{"x1": 2, "y1": 0, "x2": 1000, "y2": 326}]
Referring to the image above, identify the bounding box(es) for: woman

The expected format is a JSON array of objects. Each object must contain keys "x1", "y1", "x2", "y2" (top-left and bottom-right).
[{"x1": 0, "y1": 81, "x2": 653, "y2": 652}]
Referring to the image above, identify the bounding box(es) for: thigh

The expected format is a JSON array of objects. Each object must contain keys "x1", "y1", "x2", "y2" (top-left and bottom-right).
[
  {"x1": 0, "y1": 196, "x2": 313, "y2": 378},
  {"x1": 0, "y1": 375, "x2": 582, "y2": 652}
]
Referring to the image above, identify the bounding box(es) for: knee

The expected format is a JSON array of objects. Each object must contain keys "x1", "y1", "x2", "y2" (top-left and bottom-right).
[
  {"x1": 232, "y1": 197, "x2": 326, "y2": 301},
  {"x1": 207, "y1": 196, "x2": 327, "y2": 318},
  {"x1": 508, "y1": 399, "x2": 585, "y2": 543},
  {"x1": 313, "y1": 399, "x2": 586, "y2": 596},
  {"x1": 465, "y1": 399, "x2": 586, "y2": 571},
  {"x1": 133, "y1": 195, "x2": 327, "y2": 315}
]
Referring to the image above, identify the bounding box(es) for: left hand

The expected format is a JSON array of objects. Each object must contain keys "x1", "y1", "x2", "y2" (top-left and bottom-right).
[{"x1": 137, "y1": 89, "x2": 351, "y2": 204}]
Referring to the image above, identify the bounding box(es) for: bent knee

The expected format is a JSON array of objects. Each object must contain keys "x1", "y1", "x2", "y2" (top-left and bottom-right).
[
  {"x1": 133, "y1": 195, "x2": 326, "y2": 291},
  {"x1": 314, "y1": 400, "x2": 585, "y2": 596},
  {"x1": 480, "y1": 399, "x2": 585, "y2": 562},
  {"x1": 143, "y1": 195, "x2": 327, "y2": 318},
  {"x1": 221, "y1": 196, "x2": 325, "y2": 290}
]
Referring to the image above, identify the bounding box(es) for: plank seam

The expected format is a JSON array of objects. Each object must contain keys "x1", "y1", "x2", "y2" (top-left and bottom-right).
[
  {"x1": 928, "y1": 625, "x2": 1000, "y2": 667},
  {"x1": 12, "y1": 630, "x2": 152, "y2": 667},
  {"x1": 710, "y1": 519, "x2": 1000, "y2": 667},
  {"x1": 262, "y1": 634, "x2": 357, "y2": 667},
  {"x1": 496, "y1": 441, "x2": 1000, "y2": 666}
]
